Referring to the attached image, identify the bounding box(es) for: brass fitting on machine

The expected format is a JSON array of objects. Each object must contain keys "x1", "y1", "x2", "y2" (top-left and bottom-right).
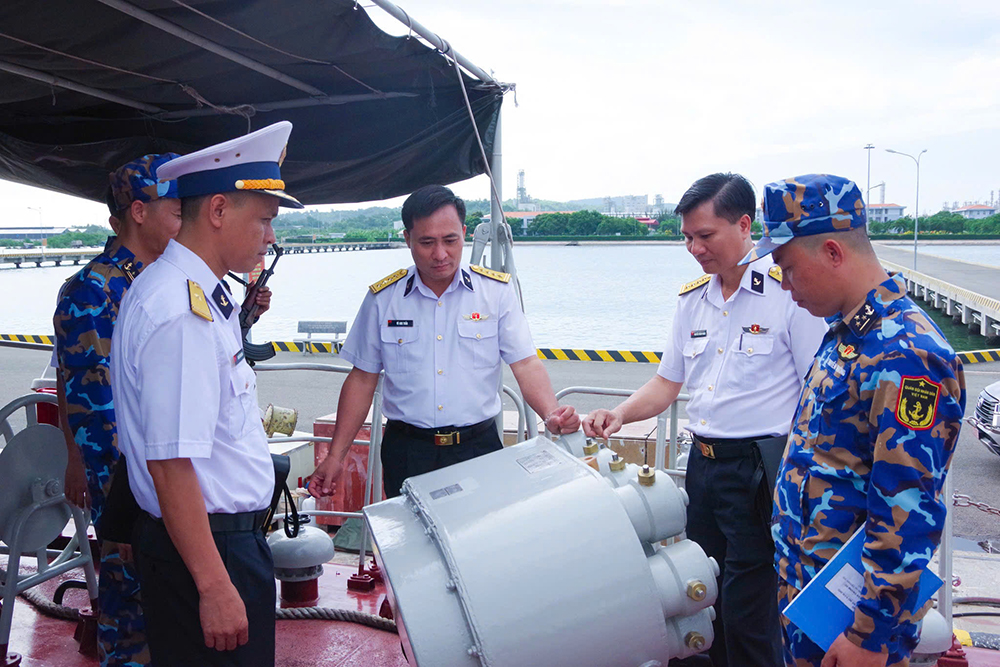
[
  {"x1": 638, "y1": 464, "x2": 656, "y2": 486},
  {"x1": 684, "y1": 632, "x2": 707, "y2": 651},
  {"x1": 686, "y1": 580, "x2": 708, "y2": 601},
  {"x1": 583, "y1": 438, "x2": 600, "y2": 456},
  {"x1": 609, "y1": 453, "x2": 626, "y2": 472}
]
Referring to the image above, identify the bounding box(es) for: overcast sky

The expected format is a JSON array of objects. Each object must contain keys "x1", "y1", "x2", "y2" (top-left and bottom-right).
[{"x1": 3, "y1": 0, "x2": 1000, "y2": 228}]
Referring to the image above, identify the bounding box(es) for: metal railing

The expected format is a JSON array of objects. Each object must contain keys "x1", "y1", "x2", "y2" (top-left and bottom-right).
[{"x1": 553, "y1": 386, "x2": 691, "y2": 479}]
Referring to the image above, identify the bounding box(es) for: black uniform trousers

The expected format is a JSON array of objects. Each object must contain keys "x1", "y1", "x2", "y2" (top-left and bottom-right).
[
  {"x1": 133, "y1": 512, "x2": 276, "y2": 667},
  {"x1": 671, "y1": 440, "x2": 783, "y2": 667},
  {"x1": 381, "y1": 418, "x2": 503, "y2": 498}
]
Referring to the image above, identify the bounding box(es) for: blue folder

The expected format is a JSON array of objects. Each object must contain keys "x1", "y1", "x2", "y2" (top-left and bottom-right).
[{"x1": 782, "y1": 526, "x2": 944, "y2": 651}]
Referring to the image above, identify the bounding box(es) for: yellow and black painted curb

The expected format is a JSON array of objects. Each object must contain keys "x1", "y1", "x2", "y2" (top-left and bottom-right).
[
  {"x1": 536, "y1": 348, "x2": 662, "y2": 363},
  {"x1": 270, "y1": 341, "x2": 343, "y2": 354},
  {"x1": 0, "y1": 334, "x2": 54, "y2": 345},
  {"x1": 958, "y1": 349, "x2": 1000, "y2": 364},
  {"x1": 5, "y1": 334, "x2": 1000, "y2": 365}
]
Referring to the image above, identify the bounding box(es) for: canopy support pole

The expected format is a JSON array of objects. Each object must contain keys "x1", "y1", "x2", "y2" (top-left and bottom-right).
[{"x1": 490, "y1": 111, "x2": 504, "y2": 271}]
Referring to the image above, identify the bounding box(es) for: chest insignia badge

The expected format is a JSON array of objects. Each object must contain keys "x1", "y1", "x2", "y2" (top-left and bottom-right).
[
  {"x1": 742, "y1": 324, "x2": 769, "y2": 334},
  {"x1": 895, "y1": 376, "x2": 941, "y2": 430},
  {"x1": 463, "y1": 312, "x2": 489, "y2": 321},
  {"x1": 690, "y1": 330, "x2": 708, "y2": 338},
  {"x1": 837, "y1": 342, "x2": 859, "y2": 360},
  {"x1": 187, "y1": 280, "x2": 214, "y2": 322}
]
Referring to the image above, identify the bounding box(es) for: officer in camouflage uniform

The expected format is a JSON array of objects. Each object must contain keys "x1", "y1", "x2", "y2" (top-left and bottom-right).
[
  {"x1": 54, "y1": 153, "x2": 182, "y2": 667},
  {"x1": 740, "y1": 174, "x2": 966, "y2": 667}
]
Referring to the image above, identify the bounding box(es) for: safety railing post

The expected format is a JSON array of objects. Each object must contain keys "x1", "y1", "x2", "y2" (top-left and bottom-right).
[{"x1": 940, "y1": 471, "x2": 954, "y2": 633}]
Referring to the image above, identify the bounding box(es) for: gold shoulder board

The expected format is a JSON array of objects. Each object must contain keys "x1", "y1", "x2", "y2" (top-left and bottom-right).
[
  {"x1": 470, "y1": 264, "x2": 511, "y2": 283},
  {"x1": 679, "y1": 274, "x2": 711, "y2": 295},
  {"x1": 188, "y1": 280, "x2": 214, "y2": 322},
  {"x1": 768, "y1": 266, "x2": 782, "y2": 282},
  {"x1": 369, "y1": 268, "x2": 408, "y2": 294}
]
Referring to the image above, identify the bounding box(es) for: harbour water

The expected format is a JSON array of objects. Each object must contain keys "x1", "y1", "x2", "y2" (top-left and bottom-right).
[{"x1": 2, "y1": 242, "x2": 998, "y2": 351}]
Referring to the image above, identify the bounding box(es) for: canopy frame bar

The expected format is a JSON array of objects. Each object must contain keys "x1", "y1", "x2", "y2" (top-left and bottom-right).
[
  {"x1": 366, "y1": 0, "x2": 501, "y2": 87},
  {"x1": 0, "y1": 59, "x2": 163, "y2": 113},
  {"x1": 94, "y1": 0, "x2": 329, "y2": 98}
]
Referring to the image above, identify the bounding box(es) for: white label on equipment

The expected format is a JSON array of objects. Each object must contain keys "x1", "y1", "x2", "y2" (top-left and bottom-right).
[
  {"x1": 516, "y1": 450, "x2": 562, "y2": 474},
  {"x1": 825, "y1": 562, "x2": 865, "y2": 609}
]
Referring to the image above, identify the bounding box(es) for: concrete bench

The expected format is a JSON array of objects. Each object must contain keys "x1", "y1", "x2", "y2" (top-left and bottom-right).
[{"x1": 294, "y1": 320, "x2": 347, "y2": 354}]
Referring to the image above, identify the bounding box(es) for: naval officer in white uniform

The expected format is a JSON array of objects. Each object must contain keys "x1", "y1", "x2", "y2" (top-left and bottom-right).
[
  {"x1": 110, "y1": 121, "x2": 303, "y2": 667},
  {"x1": 310, "y1": 184, "x2": 579, "y2": 499},
  {"x1": 584, "y1": 173, "x2": 827, "y2": 667}
]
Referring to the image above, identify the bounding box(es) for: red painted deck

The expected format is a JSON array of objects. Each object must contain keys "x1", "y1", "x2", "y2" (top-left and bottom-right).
[
  {"x1": 3, "y1": 559, "x2": 406, "y2": 667},
  {"x1": 3, "y1": 555, "x2": 998, "y2": 666}
]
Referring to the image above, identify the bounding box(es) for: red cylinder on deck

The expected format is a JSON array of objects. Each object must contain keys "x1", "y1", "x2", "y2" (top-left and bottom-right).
[
  {"x1": 279, "y1": 579, "x2": 319, "y2": 608},
  {"x1": 34, "y1": 387, "x2": 58, "y2": 426}
]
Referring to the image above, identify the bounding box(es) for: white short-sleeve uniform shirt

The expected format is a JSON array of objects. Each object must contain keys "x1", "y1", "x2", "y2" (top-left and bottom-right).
[
  {"x1": 657, "y1": 256, "x2": 828, "y2": 439},
  {"x1": 340, "y1": 264, "x2": 537, "y2": 429},
  {"x1": 110, "y1": 240, "x2": 273, "y2": 517}
]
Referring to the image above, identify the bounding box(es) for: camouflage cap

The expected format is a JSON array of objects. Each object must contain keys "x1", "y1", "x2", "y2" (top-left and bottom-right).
[
  {"x1": 108, "y1": 153, "x2": 181, "y2": 213},
  {"x1": 739, "y1": 174, "x2": 867, "y2": 265}
]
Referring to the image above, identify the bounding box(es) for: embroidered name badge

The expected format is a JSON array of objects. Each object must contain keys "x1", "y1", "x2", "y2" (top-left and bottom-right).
[
  {"x1": 387, "y1": 320, "x2": 413, "y2": 327},
  {"x1": 895, "y1": 376, "x2": 941, "y2": 430},
  {"x1": 690, "y1": 330, "x2": 708, "y2": 338}
]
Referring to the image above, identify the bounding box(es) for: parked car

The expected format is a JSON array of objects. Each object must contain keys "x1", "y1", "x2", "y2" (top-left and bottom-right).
[{"x1": 970, "y1": 380, "x2": 1000, "y2": 457}]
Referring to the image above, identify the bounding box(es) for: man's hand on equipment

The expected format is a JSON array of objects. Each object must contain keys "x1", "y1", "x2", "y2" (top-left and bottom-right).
[
  {"x1": 583, "y1": 408, "x2": 624, "y2": 439},
  {"x1": 64, "y1": 457, "x2": 89, "y2": 509},
  {"x1": 199, "y1": 578, "x2": 249, "y2": 651},
  {"x1": 821, "y1": 634, "x2": 888, "y2": 667},
  {"x1": 309, "y1": 454, "x2": 345, "y2": 498},
  {"x1": 544, "y1": 405, "x2": 580, "y2": 434}
]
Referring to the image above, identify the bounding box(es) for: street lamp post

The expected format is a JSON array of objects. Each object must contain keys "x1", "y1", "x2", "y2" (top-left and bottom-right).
[
  {"x1": 885, "y1": 148, "x2": 927, "y2": 271},
  {"x1": 864, "y1": 144, "x2": 874, "y2": 232}
]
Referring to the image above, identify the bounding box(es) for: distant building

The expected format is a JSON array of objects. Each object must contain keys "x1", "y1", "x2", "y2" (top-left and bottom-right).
[
  {"x1": 603, "y1": 195, "x2": 649, "y2": 217},
  {"x1": 0, "y1": 226, "x2": 68, "y2": 240},
  {"x1": 952, "y1": 204, "x2": 997, "y2": 219},
  {"x1": 867, "y1": 203, "x2": 906, "y2": 224},
  {"x1": 635, "y1": 217, "x2": 658, "y2": 231}
]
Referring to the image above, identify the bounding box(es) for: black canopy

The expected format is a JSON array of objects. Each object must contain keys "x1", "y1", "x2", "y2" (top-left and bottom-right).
[{"x1": 0, "y1": 0, "x2": 507, "y2": 205}]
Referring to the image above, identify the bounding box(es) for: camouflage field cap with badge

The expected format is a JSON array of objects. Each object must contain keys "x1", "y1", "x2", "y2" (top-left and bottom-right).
[
  {"x1": 109, "y1": 152, "x2": 181, "y2": 213},
  {"x1": 739, "y1": 174, "x2": 867, "y2": 265}
]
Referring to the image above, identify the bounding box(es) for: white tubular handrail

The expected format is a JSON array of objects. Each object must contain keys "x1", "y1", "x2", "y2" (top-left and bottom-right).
[
  {"x1": 553, "y1": 386, "x2": 692, "y2": 476},
  {"x1": 501, "y1": 384, "x2": 527, "y2": 442}
]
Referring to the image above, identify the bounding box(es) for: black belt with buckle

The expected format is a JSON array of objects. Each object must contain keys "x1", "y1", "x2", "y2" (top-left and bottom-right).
[
  {"x1": 692, "y1": 434, "x2": 777, "y2": 460},
  {"x1": 387, "y1": 417, "x2": 496, "y2": 447},
  {"x1": 149, "y1": 509, "x2": 270, "y2": 533}
]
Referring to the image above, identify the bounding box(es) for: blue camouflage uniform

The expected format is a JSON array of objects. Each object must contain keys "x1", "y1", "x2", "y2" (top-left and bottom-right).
[
  {"x1": 52, "y1": 152, "x2": 179, "y2": 667},
  {"x1": 742, "y1": 175, "x2": 967, "y2": 667}
]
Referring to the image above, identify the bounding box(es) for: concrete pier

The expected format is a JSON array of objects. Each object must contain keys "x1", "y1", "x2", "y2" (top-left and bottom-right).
[
  {"x1": 0, "y1": 241, "x2": 406, "y2": 269},
  {"x1": 874, "y1": 244, "x2": 1000, "y2": 344}
]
